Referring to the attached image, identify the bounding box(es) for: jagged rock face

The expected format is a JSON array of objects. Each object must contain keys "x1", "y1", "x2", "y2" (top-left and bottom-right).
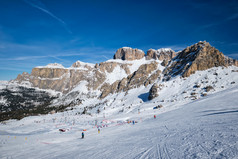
[
  {"x1": 31, "y1": 68, "x2": 71, "y2": 93},
  {"x1": 146, "y1": 48, "x2": 176, "y2": 66},
  {"x1": 71, "y1": 61, "x2": 93, "y2": 70},
  {"x1": 31, "y1": 67, "x2": 68, "y2": 79},
  {"x1": 144, "y1": 70, "x2": 162, "y2": 87},
  {"x1": 114, "y1": 47, "x2": 145, "y2": 61},
  {"x1": 225, "y1": 57, "x2": 238, "y2": 67},
  {"x1": 148, "y1": 83, "x2": 159, "y2": 100},
  {"x1": 15, "y1": 72, "x2": 31, "y2": 85},
  {"x1": 99, "y1": 62, "x2": 118, "y2": 73},
  {"x1": 163, "y1": 41, "x2": 238, "y2": 78},
  {"x1": 98, "y1": 62, "x2": 131, "y2": 74},
  {"x1": 100, "y1": 61, "x2": 161, "y2": 98},
  {"x1": 147, "y1": 48, "x2": 176, "y2": 61},
  {"x1": 126, "y1": 62, "x2": 159, "y2": 89},
  {"x1": 88, "y1": 70, "x2": 106, "y2": 90},
  {"x1": 100, "y1": 81, "x2": 120, "y2": 99},
  {"x1": 148, "y1": 83, "x2": 164, "y2": 100},
  {"x1": 15, "y1": 63, "x2": 98, "y2": 93},
  {"x1": 15, "y1": 61, "x2": 133, "y2": 94}
]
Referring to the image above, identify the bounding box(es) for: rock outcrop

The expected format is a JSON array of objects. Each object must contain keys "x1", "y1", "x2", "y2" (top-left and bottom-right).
[
  {"x1": 15, "y1": 63, "x2": 98, "y2": 93},
  {"x1": 148, "y1": 83, "x2": 159, "y2": 100},
  {"x1": 15, "y1": 61, "x2": 134, "y2": 95},
  {"x1": 98, "y1": 61, "x2": 131, "y2": 74},
  {"x1": 146, "y1": 48, "x2": 176, "y2": 66},
  {"x1": 114, "y1": 47, "x2": 145, "y2": 61},
  {"x1": 147, "y1": 48, "x2": 176, "y2": 60},
  {"x1": 100, "y1": 61, "x2": 161, "y2": 98},
  {"x1": 225, "y1": 57, "x2": 238, "y2": 66},
  {"x1": 15, "y1": 72, "x2": 30, "y2": 84},
  {"x1": 71, "y1": 61, "x2": 94, "y2": 70},
  {"x1": 163, "y1": 41, "x2": 238, "y2": 79}
]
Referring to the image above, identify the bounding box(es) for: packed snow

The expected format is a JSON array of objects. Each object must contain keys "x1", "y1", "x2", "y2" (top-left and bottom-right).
[
  {"x1": 105, "y1": 65, "x2": 128, "y2": 85},
  {"x1": 71, "y1": 81, "x2": 89, "y2": 94},
  {"x1": 106, "y1": 57, "x2": 162, "y2": 74},
  {"x1": 1, "y1": 85, "x2": 238, "y2": 158}
]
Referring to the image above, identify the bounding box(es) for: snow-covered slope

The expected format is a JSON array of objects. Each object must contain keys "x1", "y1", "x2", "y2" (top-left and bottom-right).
[
  {"x1": 1, "y1": 85, "x2": 238, "y2": 158},
  {"x1": 50, "y1": 65, "x2": 238, "y2": 118}
]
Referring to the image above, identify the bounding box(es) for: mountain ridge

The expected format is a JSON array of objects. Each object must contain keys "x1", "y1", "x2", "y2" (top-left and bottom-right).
[{"x1": 1, "y1": 41, "x2": 238, "y2": 121}]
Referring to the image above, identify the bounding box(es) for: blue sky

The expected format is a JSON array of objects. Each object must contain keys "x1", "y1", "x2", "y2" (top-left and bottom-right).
[{"x1": 0, "y1": 0, "x2": 238, "y2": 80}]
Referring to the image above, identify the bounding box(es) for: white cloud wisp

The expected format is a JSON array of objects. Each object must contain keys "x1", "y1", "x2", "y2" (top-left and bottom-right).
[{"x1": 24, "y1": 0, "x2": 72, "y2": 34}]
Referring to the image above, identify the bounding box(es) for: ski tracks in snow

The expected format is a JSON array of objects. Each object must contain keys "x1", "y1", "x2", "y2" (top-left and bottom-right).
[
  {"x1": 134, "y1": 146, "x2": 154, "y2": 159},
  {"x1": 156, "y1": 143, "x2": 171, "y2": 159},
  {"x1": 134, "y1": 125, "x2": 172, "y2": 159},
  {"x1": 134, "y1": 143, "x2": 171, "y2": 159}
]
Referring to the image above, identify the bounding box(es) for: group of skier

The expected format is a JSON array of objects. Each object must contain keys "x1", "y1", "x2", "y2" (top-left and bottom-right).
[
  {"x1": 81, "y1": 128, "x2": 100, "y2": 139},
  {"x1": 81, "y1": 114, "x2": 157, "y2": 139}
]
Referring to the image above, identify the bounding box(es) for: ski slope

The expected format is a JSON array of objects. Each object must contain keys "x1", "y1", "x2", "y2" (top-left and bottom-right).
[{"x1": 1, "y1": 85, "x2": 238, "y2": 158}]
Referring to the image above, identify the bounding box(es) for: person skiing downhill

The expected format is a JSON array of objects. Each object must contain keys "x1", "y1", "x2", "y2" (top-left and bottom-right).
[
  {"x1": 82, "y1": 132, "x2": 84, "y2": 139},
  {"x1": 154, "y1": 115, "x2": 156, "y2": 119}
]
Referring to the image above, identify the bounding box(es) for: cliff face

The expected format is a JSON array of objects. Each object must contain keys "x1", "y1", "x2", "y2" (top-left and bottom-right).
[
  {"x1": 16, "y1": 63, "x2": 95, "y2": 93},
  {"x1": 146, "y1": 48, "x2": 176, "y2": 66},
  {"x1": 114, "y1": 47, "x2": 145, "y2": 61},
  {"x1": 15, "y1": 59, "x2": 159, "y2": 97},
  {"x1": 100, "y1": 61, "x2": 161, "y2": 98}
]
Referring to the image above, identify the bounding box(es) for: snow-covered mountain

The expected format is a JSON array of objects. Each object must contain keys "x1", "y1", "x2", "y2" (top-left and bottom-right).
[
  {"x1": 1, "y1": 41, "x2": 238, "y2": 158},
  {"x1": 0, "y1": 41, "x2": 238, "y2": 121}
]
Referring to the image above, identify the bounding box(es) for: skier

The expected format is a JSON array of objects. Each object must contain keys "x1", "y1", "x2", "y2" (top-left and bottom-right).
[
  {"x1": 154, "y1": 115, "x2": 156, "y2": 119},
  {"x1": 133, "y1": 120, "x2": 135, "y2": 125},
  {"x1": 82, "y1": 132, "x2": 84, "y2": 139},
  {"x1": 98, "y1": 128, "x2": 100, "y2": 134}
]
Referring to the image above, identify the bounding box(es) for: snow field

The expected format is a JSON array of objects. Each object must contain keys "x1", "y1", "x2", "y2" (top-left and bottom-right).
[{"x1": 1, "y1": 85, "x2": 238, "y2": 158}]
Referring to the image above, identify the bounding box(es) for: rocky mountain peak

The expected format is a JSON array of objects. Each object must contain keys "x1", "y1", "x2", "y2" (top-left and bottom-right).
[
  {"x1": 71, "y1": 61, "x2": 94, "y2": 70},
  {"x1": 71, "y1": 61, "x2": 83, "y2": 68},
  {"x1": 163, "y1": 41, "x2": 238, "y2": 79},
  {"x1": 113, "y1": 47, "x2": 145, "y2": 61},
  {"x1": 15, "y1": 72, "x2": 30, "y2": 84}
]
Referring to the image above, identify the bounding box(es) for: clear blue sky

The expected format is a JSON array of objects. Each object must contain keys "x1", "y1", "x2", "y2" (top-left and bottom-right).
[{"x1": 0, "y1": 0, "x2": 238, "y2": 80}]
